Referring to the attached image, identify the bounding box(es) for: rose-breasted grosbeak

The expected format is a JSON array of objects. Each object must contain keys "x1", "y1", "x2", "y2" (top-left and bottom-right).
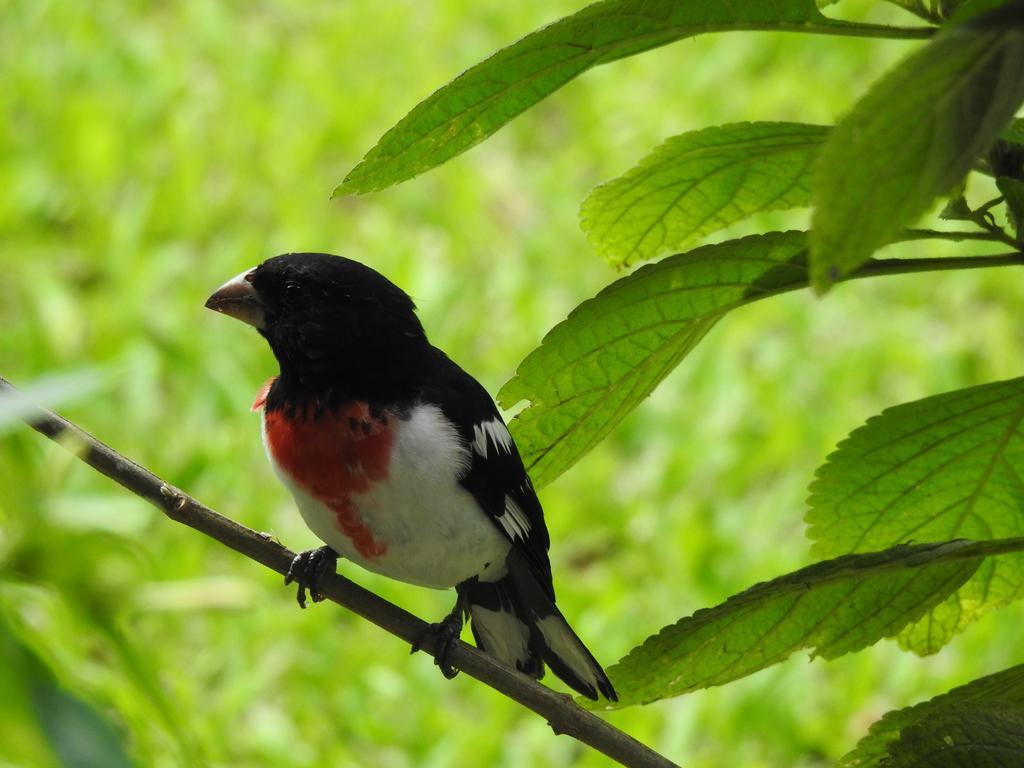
[{"x1": 206, "y1": 253, "x2": 616, "y2": 701}]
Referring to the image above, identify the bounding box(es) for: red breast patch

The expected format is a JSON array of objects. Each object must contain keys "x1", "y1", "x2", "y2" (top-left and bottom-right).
[
  {"x1": 262, "y1": 394, "x2": 394, "y2": 560},
  {"x1": 251, "y1": 378, "x2": 275, "y2": 412}
]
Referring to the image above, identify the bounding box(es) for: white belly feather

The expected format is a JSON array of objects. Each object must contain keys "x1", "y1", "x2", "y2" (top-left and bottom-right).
[{"x1": 264, "y1": 403, "x2": 510, "y2": 589}]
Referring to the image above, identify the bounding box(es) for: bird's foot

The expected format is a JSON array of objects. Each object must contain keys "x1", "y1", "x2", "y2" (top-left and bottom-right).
[
  {"x1": 284, "y1": 545, "x2": 338, "y2": 609},
  {"x1": 411, "y1": 610, "x2": 464, "y2": 679}
]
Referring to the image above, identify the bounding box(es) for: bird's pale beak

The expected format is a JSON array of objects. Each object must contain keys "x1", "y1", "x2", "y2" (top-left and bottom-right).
[{"x1": 205, "y1": 269, "x2": 265, "y2": 329}]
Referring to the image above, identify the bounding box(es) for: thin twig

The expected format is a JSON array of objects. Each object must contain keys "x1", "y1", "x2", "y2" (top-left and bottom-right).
[
  {"x1": 960, "y1": 197, "x2": 1020, "y2": 248},
  {"x1": 976, "y1": 196, "x2": 1006, "y2": 219},
  {"x1": 0, "y1": 375, "x2": 677, "y2": 768}
]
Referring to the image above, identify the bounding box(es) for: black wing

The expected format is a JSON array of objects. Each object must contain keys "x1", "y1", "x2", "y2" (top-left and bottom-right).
[{"x1": 422, "y1": 348, "x2": 553, "y2": 595}]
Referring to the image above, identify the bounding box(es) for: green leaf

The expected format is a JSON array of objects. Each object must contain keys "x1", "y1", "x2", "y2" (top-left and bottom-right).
[
  {"x1": 885, "y1": 704, "x2": 1024, "y2": 767},
  {"x1": 598, "y1": 540, "x2": 982, "y2": 709},
  {"x1": 499, "y1": 231, "x2": 811, "y2": 488},
  {"x1": 840, "y1": 664, "x2": 1024, "y2": 767},
  {"x1": 2, "y1": 583, "x2": 204, "y2": 765},
  {"x1": 996, "y1": 176, "x2": 1024, "y2": 238},
  {"x1": 581, "y1": 122, "x2": 827, "y2": 266},
  {"x1": 939, "y1": 179, "x2": 970, "y2": 221},
  {"x1": 807, "y1": 378, "x2": 1024, "y2": 654},
  {"x1": 336, "y1": 0, "x2": 846, "y2": 195},
  {"x1": 810, "y1": 3, "x2": 1024, "y2": 291},
  {"x1": 938, "y1": 195, "x2": 972, "y2": 221},
  {"x1": 0, "y1": 618, "x2": 137, "y2": 768}
]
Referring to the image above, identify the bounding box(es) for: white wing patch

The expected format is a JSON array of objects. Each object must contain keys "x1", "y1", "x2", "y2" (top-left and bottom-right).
[
  {"x1": 497, "y1": 495, "x2": 531, "y2": 541},
  {"x1": 472, "y1": 418, "x2": 513, "y2": 459}
]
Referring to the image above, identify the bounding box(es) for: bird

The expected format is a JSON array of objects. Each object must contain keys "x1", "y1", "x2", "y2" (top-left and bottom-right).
[{"x1": 205, "y1": 252, "x2": 616, "y2": 701}]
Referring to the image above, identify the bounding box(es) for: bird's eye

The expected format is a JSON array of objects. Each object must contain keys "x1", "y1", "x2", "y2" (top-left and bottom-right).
[{"x1": 284, "y1": 281, "x2": 299, "y2": 295}]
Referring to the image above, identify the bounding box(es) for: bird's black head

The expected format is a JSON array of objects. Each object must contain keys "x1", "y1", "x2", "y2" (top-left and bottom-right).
[{"x1": 206, "y1": 253, "x2": 430, "y2": 404}]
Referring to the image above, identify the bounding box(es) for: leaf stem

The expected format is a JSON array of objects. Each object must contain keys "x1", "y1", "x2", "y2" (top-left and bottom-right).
[
  {"x1": 844, "y1": 251, "x2": 1024, "y2": 282},
  {"x1": 976, "y1": 196, "x2": 1006, "y2": 218},
  {"x1": 951, "y1": 536, "x2": 1024, "y2": 560},
  {"x1": 963, "y1": 197, "x2": 1019, "y2": 247},
  {"x1": 898, "y1": 538, "x2": 1024, "y2": 571},
  {"x1": 897, "y1": 228, "x2": 1013, "y2": 243},
  {"x1": 809, "y1": 21, "x2": 936, "y2": 40}
]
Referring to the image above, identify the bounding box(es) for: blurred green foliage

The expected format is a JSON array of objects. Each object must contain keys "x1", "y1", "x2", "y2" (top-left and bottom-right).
[{"x1": 2, "y1": 1, "x2": 1024, "y2": 766}]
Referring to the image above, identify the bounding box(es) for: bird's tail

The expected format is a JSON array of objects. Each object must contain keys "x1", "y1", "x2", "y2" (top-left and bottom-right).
[{"x1": 464, "y1": 552, "x2": 617, "y2": 701}]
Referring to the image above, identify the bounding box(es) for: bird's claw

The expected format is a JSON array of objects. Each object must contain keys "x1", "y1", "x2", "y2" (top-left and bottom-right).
[
  {"x1": 284, "y1": 546, "x2": 338, "y2": 609},
  {"x1": 411, "y1": 612, "x2": 463, "y2": 679}
]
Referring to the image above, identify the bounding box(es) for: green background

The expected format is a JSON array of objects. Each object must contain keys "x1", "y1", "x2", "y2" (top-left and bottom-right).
[{"x1": 2, "y1": 1, "x2": 1022, "y2": 766}]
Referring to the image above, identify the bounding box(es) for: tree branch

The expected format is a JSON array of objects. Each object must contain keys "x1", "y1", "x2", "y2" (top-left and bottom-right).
[{"x1": 0, "y1": 375, "x2": 677, "y2": 768}]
